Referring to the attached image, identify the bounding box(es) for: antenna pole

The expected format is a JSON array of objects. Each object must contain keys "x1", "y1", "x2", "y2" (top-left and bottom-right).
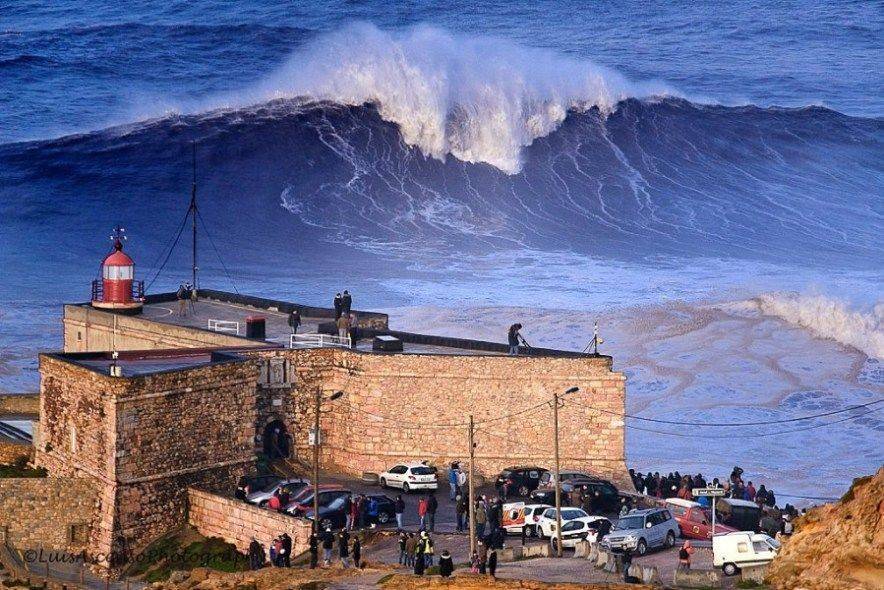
[{"x1": 190, "y1": 141, "x2": 197, "y2": 290}]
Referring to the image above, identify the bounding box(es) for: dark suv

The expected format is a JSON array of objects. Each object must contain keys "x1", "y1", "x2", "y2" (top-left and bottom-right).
[
  {"x1": 496, "y1": 466, "x2": 549, "y2": 497},
  {"x1": 531, "y1": 477, "x2": 621, "y2": 513}
]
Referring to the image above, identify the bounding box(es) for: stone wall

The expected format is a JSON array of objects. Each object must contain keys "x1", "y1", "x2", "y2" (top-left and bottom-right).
[
  {"x1": 62, "y1": 305, "x2": 258, "y2": 353},
  {"x1": 0, "y1": 393, "x2": 39, "y2": 417},
  {"x1": 0, "y1": 478, "x2": 98, "y2": 552},
  {"x1": 0, "y1": 440, "x2": 31, "y2": 465},
  {"x1": 245, "y1": 347, "x2": 631, "y2": 490},
  {"x1": 187, "y1": 488, "x2": 311, "y2": 556},
  {"x1": 34, "y1": 354, "x2": 261, "y2": 569}
]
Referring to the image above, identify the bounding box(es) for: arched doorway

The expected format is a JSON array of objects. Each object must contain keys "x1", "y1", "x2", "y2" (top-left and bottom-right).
[{"x1": 263, "y1": 419, "x2": 290, "y2": 459}]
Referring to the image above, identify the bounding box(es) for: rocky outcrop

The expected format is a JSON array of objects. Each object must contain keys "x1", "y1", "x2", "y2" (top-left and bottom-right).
[{"x1": 767, "y1": 467, "x2": 883, "y2": 590}]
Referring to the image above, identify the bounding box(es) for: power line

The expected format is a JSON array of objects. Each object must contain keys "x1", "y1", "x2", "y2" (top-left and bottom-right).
[
  {"x1": 583, "y1": 399, "x2": 884, "y2": 427},
  {"x1": 195, "y1": 208, "x2": 240, "y2": 294},
  {"x1": 606, "y1": 406, "x2": 879, "y2": 439},
  {"x1": 145, "y1": 209, "x2": 190, "y2": 291}
]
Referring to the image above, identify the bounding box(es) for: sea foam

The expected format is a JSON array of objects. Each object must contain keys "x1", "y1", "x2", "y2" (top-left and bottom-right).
[{"x1": 753, "y1": 293, "x2": 884, "y2": 359}]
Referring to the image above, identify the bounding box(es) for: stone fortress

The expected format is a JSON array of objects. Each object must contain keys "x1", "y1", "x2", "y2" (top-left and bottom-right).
[{"x1": 3, "y1": 283, "x2": 629, "y2": 572}]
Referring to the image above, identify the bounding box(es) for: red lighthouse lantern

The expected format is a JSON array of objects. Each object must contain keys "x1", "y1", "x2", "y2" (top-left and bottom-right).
[{"x1": 91, "y1": 225, "x2": 144, "y2": 314}]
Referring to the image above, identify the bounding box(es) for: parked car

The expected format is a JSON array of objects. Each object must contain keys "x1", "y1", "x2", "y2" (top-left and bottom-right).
[
  {"x1": 501, "y1": 502, "x2": 551, "y2": 537},
  {"x1": 664, "y1": 498, "x2": 737, "y2": 540},
  {"x1": 535, "y1": 506, "x2": 599, "y2": 539},
  {"x1": 713, "y1": 531, "x2": 781, "y2": 576},
  {"x1": 379, "y1": 462, "x2": 438, "y2": 492},
  {"x1": 537, "y1": 470, "x2": 592, "y2": 490},
  {"x1": 496, "y1": 466, "x2": 549, "y2": 497},
  {"x1": 530, "y1": 478, "x2": 620, "y2": 512},
  {"x1": 245, "y1": 478, "x2": 309, "y2": 507},
  {"x1": 600, "y1": 508, "x2": 680, "y2": 556},
  {"x1": 304, "y1": 493, "x2": 396, "y2": 530},
  {"x1": 717, "y1": 498, "x2": 763, "y2": 532},
  {"x1": 585, "y1": 517, "x2": 613, "y2": 544},
  {"x1": 551, "y1": 516, "x2": 611, "y2": 552},
  {"x1": 284, "y1": 486, "x2": 351, "y2": 516},
  {"x1": 235, "y1": 475, "x2": 280, "y2": 501}
]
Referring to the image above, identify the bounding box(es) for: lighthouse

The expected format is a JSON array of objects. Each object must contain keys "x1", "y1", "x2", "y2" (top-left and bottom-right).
[{"x1": 91, "y1": 225, "x2": 144, "y2": 314}]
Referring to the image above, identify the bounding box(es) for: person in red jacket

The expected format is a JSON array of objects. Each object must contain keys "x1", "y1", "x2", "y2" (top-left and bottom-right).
[
  {"x1": 267, "y1": 490, "x2": 282, "y2": 511},
  {"x1": 418, "y1": 497, "x2": 428, "y2": 530}
]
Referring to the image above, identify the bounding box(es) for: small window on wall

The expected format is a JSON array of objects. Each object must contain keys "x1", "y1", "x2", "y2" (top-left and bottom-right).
[
  {"x1": 70, "y1": 426, "x2": 77, "y2": 453},
  {"x1": 68, "y1": 523, "x2": 89, "y2": 545}
]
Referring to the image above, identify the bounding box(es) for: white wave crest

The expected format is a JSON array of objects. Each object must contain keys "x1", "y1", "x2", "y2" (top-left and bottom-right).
[
  {"x1": 239, "y1": 23, "x2": 672, "y2": 173},
  {"x1": 753, "y1": 293, "x2": 884, "y2": 358}
]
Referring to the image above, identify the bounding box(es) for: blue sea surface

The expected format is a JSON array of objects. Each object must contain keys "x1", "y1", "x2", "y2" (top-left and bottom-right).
[{"x1": 0, "y1": 0, "x2": 882, "y2": 500}]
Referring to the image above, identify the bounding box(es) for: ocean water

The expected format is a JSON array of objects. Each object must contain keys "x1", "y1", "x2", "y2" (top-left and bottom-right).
[{"x1": 1, "y1": 1, "x2": 882, "y2": 501}]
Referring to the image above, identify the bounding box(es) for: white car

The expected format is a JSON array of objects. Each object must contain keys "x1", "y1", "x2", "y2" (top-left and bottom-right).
[
  {"x1": 536, "y1": 507, "x2": 603, "y2": 539},
  {"x1": 548, "y1": 514, "x2": 611, "y2": 551},
  {"x1": 502, "y1": 503, "x2": 551, "y2": 537},
  {"x1": 245, "y1": 478, "x2": 309, "y2": 507},
  {"x1": 379, "y1": 462, "x2": 438, "y2": 492},
  {"x1": 713, "y1": 531, "x2": 781, "y2": 576}
]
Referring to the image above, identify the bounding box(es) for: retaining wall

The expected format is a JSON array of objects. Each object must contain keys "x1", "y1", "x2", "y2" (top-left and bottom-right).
[{"x1": 187, "y1": 488, "x2": 311, "y2": 557}]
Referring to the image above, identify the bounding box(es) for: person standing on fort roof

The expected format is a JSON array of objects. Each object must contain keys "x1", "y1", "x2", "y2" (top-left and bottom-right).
[
  {"x1": 507, "y1": 323, "x2": 522, "y2": 355},
  {"x1": 348, "y1": 312, "x2": 358, "y2": 348},
  {"x1": 176, "y1": 283, "x2": 187, "y2": 317},
  {"x1": 288, "y1": 309, "x2": 301, "y2": 334},
  {"x1": 342, "y1": 290, "x2": 352, "y2": 315},
  {"x1": 337, "y1": 312, "x2": 350, "y2": 340},
  {"x1": 334, "y1": 292, "x2": 343, "y2": 319}
]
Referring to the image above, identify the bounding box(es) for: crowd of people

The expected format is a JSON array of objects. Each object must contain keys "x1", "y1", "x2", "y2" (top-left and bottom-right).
[{"x1": 629, "y1": 465, "x2": 802, "y2": 538}]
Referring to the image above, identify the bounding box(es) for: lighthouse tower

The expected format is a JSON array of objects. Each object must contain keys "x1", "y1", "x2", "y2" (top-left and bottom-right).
[{"x1": 91, "y1": 225, "x2": 144, "y2": 314}]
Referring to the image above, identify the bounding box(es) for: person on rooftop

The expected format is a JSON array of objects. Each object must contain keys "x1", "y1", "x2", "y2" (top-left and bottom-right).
[
  {"x1": 507, "y1": 323, "x2": 523, "y2": 355},
  {"x1": 288, "y1": 309, "x2": 301, "y2": 334},
  {"x1": 333, "y1": 292, "x2": 343, "y2": 319},
  {"x1": 342, "y1": 290, "x2": 352, "y2": 315}
]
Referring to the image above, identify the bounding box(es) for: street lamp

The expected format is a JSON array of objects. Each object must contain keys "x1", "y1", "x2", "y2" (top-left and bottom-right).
[
  {"x1": 312, "y1": 389, "x2": 345, "y2": 531},
  {"x1": 553, "y1": 386, "x2": 579, "y2": 557}
]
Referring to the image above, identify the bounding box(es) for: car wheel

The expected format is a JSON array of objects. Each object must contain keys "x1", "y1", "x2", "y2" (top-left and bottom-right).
[
  {"x1": 379, "y1": 477, "x2": 387, "y2": 488},
  {"x1": 723, "y1": 563, "x2": 739, "y2": 576},
  {"x1": 320, "y1": 518, "x2": 333, "y2": 530},
  {"x1": 636, "y1": 539, "x2": 648, "y2": 556},
  {"x1": 377, "y1": 512, "x2": 391, "y2": 524},
  {"x1": 258, "y1": 500, "x2": 267, "y2": 508},
  {"x1": 403, "y1": 482, "x2": 410, "y2": 493},
  {"x1": 518, "y1": 485, "x2": 530, "y2": 497},
  {"x1": 665, "y1": 531, "x2": 676, "y2": 548}
]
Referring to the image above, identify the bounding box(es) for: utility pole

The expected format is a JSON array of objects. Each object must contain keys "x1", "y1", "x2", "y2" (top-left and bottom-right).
[
  {"x1": 190, "y1": 141, "x2": 198, "y2": 291},
  {"x1": 553, "y1": 392, "x2": 563, "y2": 557},
  {"x1": 312, "y1": 387, "x2": 321, "y2": 533},
  {"x1": 553, "y1": 386, "x2": 579, "y2": 558},
  {"x1": 311, "y1": 389, "x2": 344, "y2": 533},
  {"x1": 468, "y1": 414, "x2": 476, "y2": 555}
]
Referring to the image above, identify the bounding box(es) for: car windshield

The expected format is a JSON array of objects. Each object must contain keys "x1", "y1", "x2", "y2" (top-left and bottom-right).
[
  {"x1": 562, "y1": 510, "x2": 584, "y2": 520},
  {"x1": 615, "y1": 515, "x2": 644, "y2": 530},
  {"x1": 767, "y1": 538, "x2": 781, "y2": 550},
  {"x1": 254, "y1": 479, "x2": 278, "y2": 492},
  {"x1": 411, "y1": 467, "x2": 434, "y2": 475}
]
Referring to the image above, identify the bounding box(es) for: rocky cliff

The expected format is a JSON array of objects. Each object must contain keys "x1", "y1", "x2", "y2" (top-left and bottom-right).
[{"x1": 767, "y1": 467, "x2": 883, "y2": 590}]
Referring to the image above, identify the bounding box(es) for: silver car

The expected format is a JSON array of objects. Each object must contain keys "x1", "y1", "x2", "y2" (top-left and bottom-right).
[
  {"x1": 245, "y1": 478, "x2": 309, "y2": 507},
  {"x1": 600, "y1": 508, "x2": 679, "y2": 556}
]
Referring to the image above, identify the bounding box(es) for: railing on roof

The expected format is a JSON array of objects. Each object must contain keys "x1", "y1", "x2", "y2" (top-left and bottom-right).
[
  {"x1": 91, "y1": 279, "x2": 144, "y2": 302},
  {"x1": 207, "y1": 319, "x2": 240, "y2": 335},
  {"x1": 290, "y1": 333, "x2": 351, "y2": 349}
]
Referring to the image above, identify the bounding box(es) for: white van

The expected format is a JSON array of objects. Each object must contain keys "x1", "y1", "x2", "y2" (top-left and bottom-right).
[{"x1": 712, "y1": 531, "x2": 781, "y2": 575}]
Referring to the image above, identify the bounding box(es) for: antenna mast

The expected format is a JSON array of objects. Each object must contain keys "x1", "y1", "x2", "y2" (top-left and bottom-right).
[{"x1": 190, "y1": 141, "x2": 197, "y2": 290}]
